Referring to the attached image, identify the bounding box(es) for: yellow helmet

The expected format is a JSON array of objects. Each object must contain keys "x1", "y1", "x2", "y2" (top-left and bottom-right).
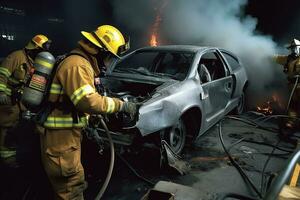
[
  {"x1": 81, "y1": 25, "x2": 130, "y2": 58},
  {"x1": 25, "y1": 34, "x2": 51, "y2": 50}
]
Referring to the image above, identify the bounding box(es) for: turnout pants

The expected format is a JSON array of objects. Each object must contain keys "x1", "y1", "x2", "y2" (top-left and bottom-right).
[
  {"x1": 0, "y1": 104, "x2": 19, "y2": 153},
  {"x1": 40, "y1": 128, "x2": 86, "y2": 200},
  {"x1": 286, "y1": 85, "x2": 300, "y2": 130}
]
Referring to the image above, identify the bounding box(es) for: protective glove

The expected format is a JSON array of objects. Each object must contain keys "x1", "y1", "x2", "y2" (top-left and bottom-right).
[
  {"x1": 120, "y1": 101, "x2": 138, "y2": 119},
  {"x1": 0, "y1": 93, "x2": 11, "y2": 105}
]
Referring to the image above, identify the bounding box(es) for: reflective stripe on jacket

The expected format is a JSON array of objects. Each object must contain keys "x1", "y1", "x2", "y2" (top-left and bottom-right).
[
  {"x1": 44, "y1": 48, "x2": 123, "y2": 129},
  {"x1": 0, "y1": 50, "x2": 33, "y2": 96},
  {"x1": 44, "y1": 116, "x2": 88, "y2": 128}
]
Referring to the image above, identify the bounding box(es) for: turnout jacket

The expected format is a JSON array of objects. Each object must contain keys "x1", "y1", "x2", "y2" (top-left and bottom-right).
[
  {"x1": 44, "y1": 48, "x2": 123, "y2": 129},
  {"x1": 0, "y1": 50, "x2": 33, "y2": 97},
  {"x1": 0, "y1": 50, "x2": 33, "y2": 127},
  {"x1": 274, "y1": 55, "x2": 300, "y2": 82}
]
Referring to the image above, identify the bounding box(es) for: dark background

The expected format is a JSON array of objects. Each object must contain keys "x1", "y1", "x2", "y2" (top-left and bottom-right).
[
  {"x1": 246, "y1": 0, "x2": 300, "y2": 43},
  {"x1": 0, "y1": 0, "x2": 299, "y2": 57}
]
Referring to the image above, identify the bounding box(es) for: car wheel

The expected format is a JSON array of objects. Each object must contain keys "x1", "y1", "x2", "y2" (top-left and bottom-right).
[
  {"x1": 234, "y1": 92, "x2": 245, "y2": 115},
  {"x1": 162, "y1": 119, "x2": 186, "y2": 154}
]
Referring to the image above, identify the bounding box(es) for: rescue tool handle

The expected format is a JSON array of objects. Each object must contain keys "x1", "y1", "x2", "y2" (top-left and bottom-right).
[{"x1": 94, "y1": 115, "x2": 115, "y2": 200}]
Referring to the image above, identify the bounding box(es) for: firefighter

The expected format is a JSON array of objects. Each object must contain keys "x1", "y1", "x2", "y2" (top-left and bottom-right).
[
  {"x1": 39, "y1": 25, "x2": 136, "y2": 200},
  {"x1": 274, "y1": 38, "x2": 300, "y2": 134},
  {"x1": 0, "y1": 34, "x2": 51, "y2": 162}
]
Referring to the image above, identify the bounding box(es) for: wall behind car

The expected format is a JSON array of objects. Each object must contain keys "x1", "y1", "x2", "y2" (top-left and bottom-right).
[
  {"x1": 1, "y1": 0, "x2": 299, "y2": 57},
  {"x1": 0, "y1": 0, "x2": 115, "y2": 57},
  {"x1": 1, "y1": 0, "x2": 299, "y2": 110}
]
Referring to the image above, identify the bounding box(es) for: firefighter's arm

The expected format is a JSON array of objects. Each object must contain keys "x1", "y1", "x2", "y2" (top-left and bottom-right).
[
  {"x1": 273, "y1": 55, "x2": 288, "y2": 65},
  {"x1": 294, "y1": 59, "x2": 300, "y2": 74},
  {"x1": 0, "y1": 52, "x2": 20, "y2": 95},
  {"x1": 58, "y1": 61, "x2": 123, "y2": 114}
]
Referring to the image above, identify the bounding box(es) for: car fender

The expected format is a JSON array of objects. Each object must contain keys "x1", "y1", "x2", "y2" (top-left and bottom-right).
[
  {"x1": 136, "y1": 99, "x2": 181, "y2": 136},
  {"x1": 136, "y1": 79, "x2": 202, "y2": 136}
]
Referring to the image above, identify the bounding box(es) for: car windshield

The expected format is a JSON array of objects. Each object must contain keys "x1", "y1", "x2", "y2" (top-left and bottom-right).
[{"x1": 113, "y1": 50, "x2": 195, "y2": 81}]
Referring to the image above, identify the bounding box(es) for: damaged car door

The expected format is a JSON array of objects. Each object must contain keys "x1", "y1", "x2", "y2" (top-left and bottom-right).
[{"x1": 198, "y1": 50, "x2": 233, "y2": 126}]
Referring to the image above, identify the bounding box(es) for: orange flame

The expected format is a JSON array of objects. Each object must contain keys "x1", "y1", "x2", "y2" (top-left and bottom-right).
[
  {"x1": 256, "y1": 93, "x2": 284, "y2": 115},
  {"x1": 257, "y1": 101, "x2": 273, "y2": 115},
  {"x1": 149, "y1": 15, "x2": 161, "y2": 46},
  {"x1": 149, "y1": 0, "x2": 169, "y2": 46},
  {"x1": 150, "y1": 34, "x2": 158, "y2": 46}
]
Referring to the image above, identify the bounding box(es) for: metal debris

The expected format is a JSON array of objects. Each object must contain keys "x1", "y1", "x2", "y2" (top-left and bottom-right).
[{"x1": 161, "y1": 140, "x2": 190, "y2": 175}]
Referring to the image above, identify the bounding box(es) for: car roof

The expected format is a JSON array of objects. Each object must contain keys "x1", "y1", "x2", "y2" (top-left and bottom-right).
[
  {"x1": 136, "y1": 45, "x2": 214, "y2": 53},
  {"x1": 130, "y1": 45, "x2": 240, "y2": 62}
]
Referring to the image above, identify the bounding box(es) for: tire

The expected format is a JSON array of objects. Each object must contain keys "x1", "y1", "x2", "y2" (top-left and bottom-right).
[
  {"x1": 162, "y1": 119, "x2": 186, "y2": 154},
  {"x1": 233, "y1": 92, "x2": 245, "y2": 115}
]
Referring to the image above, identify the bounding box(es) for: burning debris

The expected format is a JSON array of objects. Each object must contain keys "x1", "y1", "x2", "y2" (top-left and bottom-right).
[
  {"x1": 256, "y1": 93, "x2": 285, "y2": 115},
  {"x1": 257, "y1": 101, "x2": 273, "y2": 115}
]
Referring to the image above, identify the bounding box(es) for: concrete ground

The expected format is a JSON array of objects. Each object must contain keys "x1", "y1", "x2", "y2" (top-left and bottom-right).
[
  {"x1": 84, "y1": 112, "x2": 299, "y2": 200},
  {"x1": 0, "y1": 112, "x2": 299, "y2": 200}
]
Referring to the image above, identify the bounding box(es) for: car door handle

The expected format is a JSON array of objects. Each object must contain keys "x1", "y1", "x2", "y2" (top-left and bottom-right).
[{"x1": 200, "y1": 92, "x2": 209, "y2": 100}]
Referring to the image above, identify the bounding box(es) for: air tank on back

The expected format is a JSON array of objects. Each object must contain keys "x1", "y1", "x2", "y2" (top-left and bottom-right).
[{"x1": 21, "y1": 51, "x2": 55, "y2": 110}]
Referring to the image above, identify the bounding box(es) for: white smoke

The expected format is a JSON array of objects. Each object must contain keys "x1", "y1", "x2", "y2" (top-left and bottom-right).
[{"x1": 111, "y1": 0, "x2": 288, "y2": 110}]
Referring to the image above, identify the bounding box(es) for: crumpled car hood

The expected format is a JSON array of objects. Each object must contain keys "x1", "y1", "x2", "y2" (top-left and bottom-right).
[
  {"x1": 144, "y1": 80, "x2": 180, "y2": 103},
  {"x1": 136, "y1": 80, "x2": 185, "y2": 135}
]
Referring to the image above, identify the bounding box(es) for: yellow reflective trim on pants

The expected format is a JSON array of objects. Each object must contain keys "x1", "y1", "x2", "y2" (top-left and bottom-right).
[
  {"x1": 44, "y1": 116, "x2": 88, "y2": 128},
  {"x1": 49, "y1": 83, "x2": 64, "y2": 94},
  {"x1": 0, "y1": 67, "x2": 11, "y2": 77},
  {"x1": 106, "y1": 97, "x2": 116, "y2": 113},
  {"x1": 35, "y1": 58, "x2": 53, "y2": 69},
  {"x1": 70, "y1": 84, "x2": 94, "y2": 105}
]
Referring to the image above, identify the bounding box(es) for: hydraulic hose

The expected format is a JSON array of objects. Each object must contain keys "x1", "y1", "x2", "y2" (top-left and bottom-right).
[
  {"x1": 254, "y1": 115, "x2": 300, "y2": 125},
  {"x1": 260, "y1": 140, "x2": 280, "y2": 195},
  {"x1": 218, "y1": 121, "x2": 262, "y2": 199},
  {"x1": 218, "y1": 192, "x2": 259, "y2": 200},
  {"x1": 95, "y1": 116, "x2": 115, "y2": 200},
  {"x1": 226, "y1": 115, "x2": 278, "y2": 133},
  {"x1": 286, "y1": 75, "x2": 299, "y2": 114}
]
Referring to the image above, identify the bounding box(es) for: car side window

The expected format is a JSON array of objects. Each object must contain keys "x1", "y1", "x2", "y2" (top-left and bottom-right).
[
  {"x1": 199, "y1": 52, "x2": 226, "y2": 81},
  {"x1": 222, "y1": 52, "x2": 241, "y2": 71}
]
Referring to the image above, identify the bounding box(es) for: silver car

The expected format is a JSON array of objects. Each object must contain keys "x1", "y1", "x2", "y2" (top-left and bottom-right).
[{"x1": 101, "y1": 45, "x2": 248, "y2": 154}]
